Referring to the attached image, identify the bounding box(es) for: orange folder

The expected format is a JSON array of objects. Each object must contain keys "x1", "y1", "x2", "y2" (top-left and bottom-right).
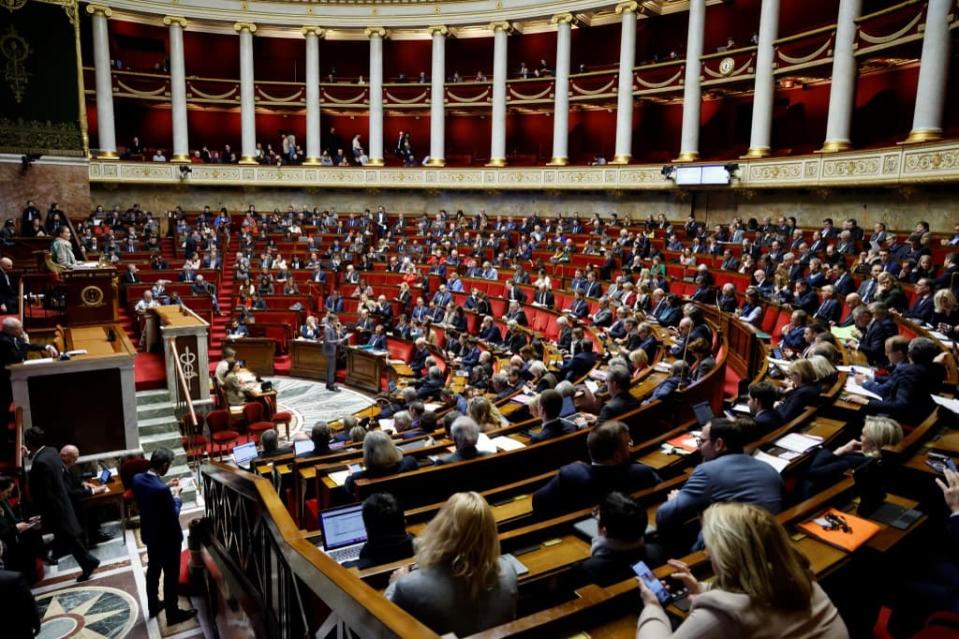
[{"x1": 798, "y1": 507, "x2": 881, "y2": 552}]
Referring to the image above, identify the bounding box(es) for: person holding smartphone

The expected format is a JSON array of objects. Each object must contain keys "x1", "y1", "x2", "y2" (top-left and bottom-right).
[
  {"x1": 0, "y1": 475, "x2": 45, "y2": 583},
  {"x1": 636, "y1": 502, "x2": 848, "y2": 638}
]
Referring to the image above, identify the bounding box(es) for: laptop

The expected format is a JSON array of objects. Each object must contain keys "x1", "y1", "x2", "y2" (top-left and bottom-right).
[
  {"x1": 692, "y1": 401, "x2": 714, "y2": 427},
  {"x1": 232, "y1": 441, "x2": 259, "y2": 468},
  {"x1": 318, "y1": 503, "x2": 368, "y2": 564},
  {"x1": 294, "y1": 440, "x2": 315, "y2": 456}
]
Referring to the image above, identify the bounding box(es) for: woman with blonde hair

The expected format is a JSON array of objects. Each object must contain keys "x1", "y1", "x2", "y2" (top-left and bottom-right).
[
  {"x1": 386, "y1": 492, "x2": 518, "y2": 635},
  {"x1": 637, "y1": 502, "x2": 848, "y2": 638},
  {"x1": 628, "y1": 348, "x2": 649, "y2": 382},
  {"x1": 775, "y1": 358, "x2": 821, "y2": 423},
  {"x1": 468, "y1": 395, "x2": 507, "y2": 433},
  {"x1": 932, "y1": 288, "x2": 959, "y2": 337}
]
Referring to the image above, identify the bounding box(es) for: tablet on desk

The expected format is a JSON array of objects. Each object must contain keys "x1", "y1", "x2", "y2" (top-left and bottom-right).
[{"x1": 98, "y1": 468, "x2": 111, "y2": 485}]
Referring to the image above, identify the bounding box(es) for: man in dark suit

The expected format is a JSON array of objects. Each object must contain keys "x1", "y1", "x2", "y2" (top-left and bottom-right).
[
  {"x1": 747, "y1": 381, "x2": 783, "y2": 432},
  {"x1": 597, "y1": 367, "x2": 641, "y2": 422},
  {"x1": 0, "y1": 319, "x2": 59, "y2": 411},
  {"x1": 532, "y1": 284, "x2": 554, "y2": 309},
  {"x1": 25, "y1": 427, "x2": 100, "y2": 581},
  {"x1": 831, "y1": 262, "x2": 855, "y2": 296},
  {"x1": 323, "y1": 314, "x2": 346, "y2": 391},
  {"x1": 528, "y1": 389, "x2": 579, "y2": 443},
  {"x1": 132, "y1": 448, "x2": 197, "y2": 623},
  {"x1": 505, "y1": 300, "x2": 528, "y2": 327},
  {"x1": 905, "y1": 278, "x2": 934, "y2": 325},
  {"x1": 0, "y1": 258, "x2": 17, "y2": 314},
  {"x1": 533, "y1": 421, "x2": 660, "y2": 515},
  {"x1": 656, "y1": 418, "x2": 783, "y2": 551},
  {"x1": 435, "y1": 417, "x2": 490, "y2": 465},
  {"x1": 857, "y1": 302, "x2": 899, "y2": 367},
  {"x1": 812, "y1": 285, "x2": 842, "y2": 325},
  {"x1": 415, "y1": 366, "x2": 445, "y2": 401},
  {"x1": 559, "y1": 339, "x2": 597, "y2": 382},
  {"x1": 367, "y1": 325, "x2": 388, "y2": 350},
  {"x1": 504, "y1": 281, "x2": 527, "y2": 304}
]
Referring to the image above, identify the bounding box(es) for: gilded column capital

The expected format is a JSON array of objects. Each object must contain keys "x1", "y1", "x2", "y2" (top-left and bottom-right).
[
  {"x1": 233, "y1": 22, "x2": 257, "y2": 34},
  {"x1": 162, "y1": 16, "x2": 188, "y2": 28},
  {"x1": 85, "y1": 4, "x2": 112, "y2": 17},
  {"x1": 488, "y1": 21, "x2": 512, "y2": 33},
  {"x1": 615, "y1": 1, "x2": 639, "y2": 15},
  {"x1": 426, "y1": 25, "x2": 449, "y2": 37},
  {"x1": 365, "y1": 26, "x2": 387, "y2": 39},
  {"x1": 551, "y1": 13, "x2": 575, "y2": 25},
  {"x1": 302, "y1": 26, "x2": 326, "y2": 38}
]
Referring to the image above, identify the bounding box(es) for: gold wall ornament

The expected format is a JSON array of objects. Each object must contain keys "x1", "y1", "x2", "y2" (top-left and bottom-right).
[
  {"x1": 551, "y1": 13, "x2": 575, "y2": 25},
  {"x1": 0, "y1": 0, "x2": 28, "y2": 12},
  {"x1": 0, "y1": 116, "x2": 84, "y2": 156},
  {"x1": 1, "y1": 25, "x2": 31, "y2": 103},
  {"x1": 364, "y1": 26, "x2": 387, "y2": 39},
  {"x1": 80, "y1": 285, "x2": 105, "y2": 307}
]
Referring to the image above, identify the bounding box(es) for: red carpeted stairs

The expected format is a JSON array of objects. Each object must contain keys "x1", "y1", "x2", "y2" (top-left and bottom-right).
[{"x1": 206, "y1": 247, "x2": 235, "y2": 368}]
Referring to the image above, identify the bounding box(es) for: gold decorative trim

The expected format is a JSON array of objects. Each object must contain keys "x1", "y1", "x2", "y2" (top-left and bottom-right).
[
  {"x1": 425, "y1": 157, "x2": 446, "y2": 167},
  {"x1": 547, "y1": 156, "x2": 569, "y2": 166},
  {"x1": 364, "y1": 26, "x2": 386, "y2": 39},
  {"x1": 233, "y1": 22, "x2": 257, "y2": 34},
  {"x1": 1, "y1": 25, "x2": 32, "y2": 103},
  {"x1": 238, "y1": 155, "x2": 258, "y2": 165},
  {"x1": 551, "y1": 13, "x2": 575, "y2": 25},
  {"x1": 98, "y1": 150, "x2": 118, "y2": 159},
  {"x1": 615, "y1": 1, "x2": 639, "y2": 15},
  {"x1": 170, "y1": 154, "x2": 191, "y2": 163},
  {"x1": 486, "y1": 158, "x2": 507, "y2": 167},
  {"x1": 365, "y1": 157, "x2": 385, "y2": 166},
  {"x1": 302, "y1": 156, "x2": 321, "y2": 165},
  {"x1": 902, "y1": 129, "x2": 942, "y2": 144},
  {"x1": 84, "y1": 4, "x2": 111, "y2": 17},
  {"x1": 162, "y1": 16, "x2": 188, "y2": 28},
  {"x1": 742, "y1": 146, "x2": 771, "y2": 159},
  {"x1": 426, "y1": 25, "x2": 449, "y2": 37},
  {"x1": 302, "y1": 26, "x2": 325, "y2": 38},
  {"x1": 488, "y1": 21, "x2": 511, "y2": 33},
  {"x1": 818, "y1": 140, "x2": 851, "y2": 153},
  {"x1": 609, "y1": 154, "x2": 631, "y2": 165},
  {"x1": 674, "y1": 151, "x2": 699, "y2": 162}
]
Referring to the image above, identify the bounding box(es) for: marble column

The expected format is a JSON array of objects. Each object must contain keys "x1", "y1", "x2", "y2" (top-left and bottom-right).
[
  {"x1": 744, "y1": 0, "x2": 780, "y2": 158},
  {"x1": 164, "y1": 16, "x2": 190, "y2": 162},
  {"x1": 548, "y1": 13, "x2": 574, "y2": 166},
  {"x1": 427, "y1": 26, "x2": 448, "y2": 167},
  {"x1": 487, "y1": 21, "x2": 510, "y2": 167},
  {"x1": 234, "y1": 22, "x2": 258, "y2": 164},
  {"x1": 302, "y1": 27, "x2": 324, "y2": 165},
  {"x1": 86, "y1": 4, "x2": 117, "y2": 159},
  {"x1": 612, "y1": 1, "x2": 639, "y2": 164},
  {"x1": 820, "y1": 0, "x2": 862, "y2": 152},
  {"x1": 905, "y1": 0, "x2": 952, "y2": 143},
  {"x1": 677, "y1": 0, "x2": 705, "y2": 162},
  {"x1": 366, "y1": 27, "x2": 386, "y2": 166}
]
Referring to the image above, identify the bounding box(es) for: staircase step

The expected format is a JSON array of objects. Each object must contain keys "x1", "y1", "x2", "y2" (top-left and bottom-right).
[
  {"x1": 139, "y1": 430, "x2": 183, "y2": 450},
  {"x1": 136, "y1": 389, "x2": 171, "y2": 405},
  {"x1": 137, "y1": 414, "x2": 181, "y2": 435},
  {"x1": 136, "y1": 402, "x2": 178, "y2": 421}
]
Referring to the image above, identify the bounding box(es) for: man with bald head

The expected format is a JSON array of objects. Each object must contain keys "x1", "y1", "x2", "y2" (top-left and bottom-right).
[
  {"x1": 0, "y1": 317, "x2": 58, "y2": 416},
  {"x1": 60, "y1": 445, "x2": 112, "y2": 544},
  {"x1": 0, "y1": 257, "x2": 17, "y2": 313}
]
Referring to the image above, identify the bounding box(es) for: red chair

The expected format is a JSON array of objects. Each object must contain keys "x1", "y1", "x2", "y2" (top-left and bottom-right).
[
  {"x1": 207, "y1": 409, "x2": 239, "y2": 460},
  {"x1": 242, "y1": 402, "x2": 273, "y2": 443},
  {"x1": 272, "y1": 411, "x2": 293, "y2": 439},
  {"x1": 119, "y1": 457, "x2": 151, "y2": 528}
]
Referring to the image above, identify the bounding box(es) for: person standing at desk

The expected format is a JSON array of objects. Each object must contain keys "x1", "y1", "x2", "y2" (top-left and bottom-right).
[
  {"x1": 323, "y1": 313, "x2": 347, "y2": 392},
  {"x1": 0, "y1": 318, "x2": 58, "y2": 417},
  {"x1": 50, "y1": 225, "x2": 77, "y2": 269}
]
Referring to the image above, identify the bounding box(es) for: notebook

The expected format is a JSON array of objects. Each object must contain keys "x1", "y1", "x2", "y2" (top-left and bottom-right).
[{"x1": 798, "y1": 508, "x2": 881, "y2": 552}]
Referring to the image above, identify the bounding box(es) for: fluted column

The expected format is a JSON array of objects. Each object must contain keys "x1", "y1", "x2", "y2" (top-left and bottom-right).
[
  {"x1": 548, "y1": 13, "x2": 574, "y2": 166},
  {"x1": 86, "y1": 4, "x2": 117, "y2": 159},
  {"x1": 234, "y1": 22, "x2": 257, "y2": 164},
  {"x1": 164, "y1": 16, "x2": 190, "y2": 162},
  {"x1": 426, "y1": 26, "x2": 448, "y2": 167},
  {"x1": 366, "y1": 27, "x2": 386, "y2": 165},
  {"x1": 612, "y1": 2, "x2": 639, "y2": 164},
  {"x1": 905, "y1": 0, "x2": 952, "y2": 143},
  {"x1": 302, "y1": 27, "x2": 324, "y2": 165},
  {"x1": 744, "y1": 0, "x2": 780, "y2": 158},
  {"x1": 677, "y1": 0, "x2": 705, "y2": 162},
  {"x1": 820, "y1": 0, "x2": 862, "y2": 152},
  {"x1": 487, "y1": 22, "x2": 510, "y2": 167}
]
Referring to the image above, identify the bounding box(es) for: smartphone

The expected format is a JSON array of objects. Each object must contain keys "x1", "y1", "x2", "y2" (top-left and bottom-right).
[{"x1": 632, "y1": 560, "x2": 671, "y2": 605}]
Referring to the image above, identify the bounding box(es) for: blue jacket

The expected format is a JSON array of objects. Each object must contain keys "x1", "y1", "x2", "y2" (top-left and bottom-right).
[
  {"x1": 656, "y1": 454, "x2": 783, "y2": 536},
  {"x1": 776, "y1": 382, "x2": 821, "y2": 423},
  {"x1": 532, "y1": 461, "x2": 661, "y2": 515},
  {"x1": 131, "y1": 471, "x2": 183, "y2": 548}
]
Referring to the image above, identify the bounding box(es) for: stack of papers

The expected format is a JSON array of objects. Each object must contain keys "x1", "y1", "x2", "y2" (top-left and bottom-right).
[
  {"x1": 753, "y1": 450, "x2": 790, "y2": 473},
  {"x1": 475, "y1": 433, "x2": 498, "y2": 454},
  {"x1": 766, "y1": 357, "x2": 792, "y2": 371},
  {"x1": 774, "y1": 433, "x2": 824, "y2": 454},
  {"x1": 584, "y1": 380, "x2": 600, "y2": 394},
  {"x1": 328, "y1": 470, "x2": 350, "y2": 486},
  {"x1": 933, "y1": 395, "x2": 959, "y2": 415},
  {"x1": 510, "y1": 394, "x2": 535, "y2": 406},
  {"x1": 491, "y1": 436, "x2": 525, "y2": 451},
  {"x1": 844, "y1": 379, "x2": 882, "y2": 400}
]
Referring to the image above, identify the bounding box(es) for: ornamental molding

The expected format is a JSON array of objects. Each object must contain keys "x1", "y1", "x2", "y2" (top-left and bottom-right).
[{"x1": 89, "y1": 140, "x2": 959, "y2": 191}]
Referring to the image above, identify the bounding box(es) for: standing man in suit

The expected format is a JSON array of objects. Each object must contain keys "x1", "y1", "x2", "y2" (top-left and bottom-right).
[
  {"x1": 25, "y1": 427, "x2": 100, "y2": 581},
  {"x1": 132, "y1": 448, "x2": 196, "y2": 623},
  {"x1": 0, "y1": 318, "x2": 58, "y2": 416},
  {"x1": 655, "y1": 418, "x2": 783, "y2": 551},
  {"x1": 323, "y1": 313, "x2": 346, "y2": 392},
  {"x1": 0, "y1": 258, "x2": 18, "y2": 313}
]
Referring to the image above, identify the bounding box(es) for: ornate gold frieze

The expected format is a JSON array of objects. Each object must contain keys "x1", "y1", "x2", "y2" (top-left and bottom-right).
[{"x1": 0, "y1": 116, "x2": 83, "y2": 156}]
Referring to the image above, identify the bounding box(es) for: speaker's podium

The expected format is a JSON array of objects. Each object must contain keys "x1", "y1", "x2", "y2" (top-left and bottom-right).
[
  {"x1": 9, "y1": 324, "x2": 139, "y2": 462},
  {"x1": 57, "y1": 265, "x2": 119, "y2": 325}
]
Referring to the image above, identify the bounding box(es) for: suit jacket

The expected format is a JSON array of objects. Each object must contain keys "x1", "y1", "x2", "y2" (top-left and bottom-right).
[
  {"x1": 906, "y1": 294, "x2": 934, "y2": 325},
  {"x1": 534, "y1": 291, "x2": 554, "y2": 308},
  {"x1": 597, "y1": 392, "x2": 642, "y2": 423},
  {"x1": 0, "y1": 332, "x2": 46, "y2": 373},
  {"x1": 479, "y1": 325, "x2": 502, "y2": 344},
  {"x1": 532, "y1": 461, "x2": 661, "y2": 515},
  {"x1": 560, "y1": 351, "x2": 597, "y2": 381},
  {"x1": 528, "y1": 418, "x2": 579, "y2": 443},
  {"x1": 753, "y1": 409, "x2": 784, "y2": 433},
  {"x1": 28, "y1": 446, "x2": 81, "y2": 536},
  {"x1": 864, "y1": 361, "x2": 943, "y2": 421},
  {"x1": 132, "y1": 471, "x2": 183, "y2": 548},
  {"x1": 813, "y1": 298, "x2": 841, "y2": 324},
  {"x1": 655, "y1": 453, "x2": 783, "y2": 535},
  {"x1": 0, "y1": 270, "x2": 17, "y2": 311},
  {"x1": 833, "y1": 273, "x2": 855, "y2": 296},
  {"x1": 322, "y1": 323, "x2": 341, "y2": 356},
  {"x1": 368, "y1": 334, "x2": 387, "y2": 350},
  {"x1": 584, "y1": 281, "x2": 602, "y2": 299},
  {"x1": 860, "y1": 318, "x2": 898, "y2": 366},
  {"x1": 776, "y1": 382, "x2": 821, "y2": 423}
]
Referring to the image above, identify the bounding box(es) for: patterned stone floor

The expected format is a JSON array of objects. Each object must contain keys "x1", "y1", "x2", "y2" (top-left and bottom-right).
[{"x1": 266, "y1": 376, "x2": 376, "y2": 441}]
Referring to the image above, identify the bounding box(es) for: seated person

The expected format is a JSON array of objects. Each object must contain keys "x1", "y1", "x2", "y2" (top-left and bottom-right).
[
  {"x1": 845, "y1": 337, "x2": 945, "y2": 421},
  {"x1": 356, "y1": 492, "x2": 414, "y2": 570},
  {"x1": 655, "y1": 418, "x2": 783, "y2": 551},
  {"x1": 298, "y1": 422, "x2": 332, "y2": 457},
  {"x1": 367, "y1": 324, "x2": 388, "y2": 350},
  {"x1": 528, "y1": 389, "x2": 578, "y2": 443},
  {"x1": 344, "y1": 431, "x2": 418, "y2": 494},
  {"x1": 775, "y1": 359, "x2": 821, "y2": 423},
  {"x1": 596, "y1": 367, "x2": 641, "y2": 423},
  {"x1": 645, "y1": 360, "x2": 689, "y2": 405},
  {"x1": 533, "y1": 421, "x2": 660, "y2": 515},
  {"x1": 558, "y1": 339, "x2": 597, "y2": 382},
  {"x1": 259, "y1": 429, "x2": 292, "y2": 458},
  {"x1": 222, "y1": 360, "x2": 257, "y2": 406},
  {"x1": 435, "y1": 417, "x2": 490, "y2": 465},
  {"x1": 0, "y1": 474, "x2": 46, "y2": 582},
  {"x1": 799, "y1": 416, "x2": 903, "y2": 499},
  {"x1": 566, "y1": 491, "x2": 664, "y2": 589},
  {"x1": 746, "y1": 380, "x2": 784, "y2": 432},
  {"x1": 416, "y1": 366, "x2": 446, "y2": 401},
  {"x1": 300, "y1": 315, "x2": 321, "y2": 340}
]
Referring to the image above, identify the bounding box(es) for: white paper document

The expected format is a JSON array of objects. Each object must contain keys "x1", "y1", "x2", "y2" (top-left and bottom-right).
[
  {"x1": 491, "y1": 436, "x2": 526, "y2": 451},
  {"x1": 774, "y1": 433, "x2": 824, "y2": 454},
  {"x1": 752, "y1": 449, "x2": 790, "y2": 473}
]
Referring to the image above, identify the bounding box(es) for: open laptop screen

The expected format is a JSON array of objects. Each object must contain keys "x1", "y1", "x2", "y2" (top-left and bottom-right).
[
  {"x1": 319, "y1": 504, "x2": 368, "y2": 550},
  {"x1": 692, "y1": 401, "x2": 715, "y2": 428},
  {"x1": 232, "y1": 441, "x2": 259, "y2": 466},
  {"x1": 294, "y1": 440, "x2": 315, "y2": 456}
]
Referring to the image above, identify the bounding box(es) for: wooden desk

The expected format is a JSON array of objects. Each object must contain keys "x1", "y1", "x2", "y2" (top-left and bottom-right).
[
  {"x1": 347, "y1": 347, "x2": 387, "y2": 393},
  {"x1": 290, "y1": 339, "x2": 331, "y2": 381},
  {"x1": 79, "y1": 475, "x2": 125, "y2": 536},
  {"x1": 10, "y1": 324, "x2": 139, "y2": 460},
  {"x1": 225, "y1": 337, "x2": 276, "y2": 376},
  {"x1": 59, "y1": 267, "x2": 119, "y2": 325}
]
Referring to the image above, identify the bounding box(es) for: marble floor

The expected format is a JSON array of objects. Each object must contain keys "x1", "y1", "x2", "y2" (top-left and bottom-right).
[{"x1": 265, "y1": 376, "x2": 376, "y2": 440}]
